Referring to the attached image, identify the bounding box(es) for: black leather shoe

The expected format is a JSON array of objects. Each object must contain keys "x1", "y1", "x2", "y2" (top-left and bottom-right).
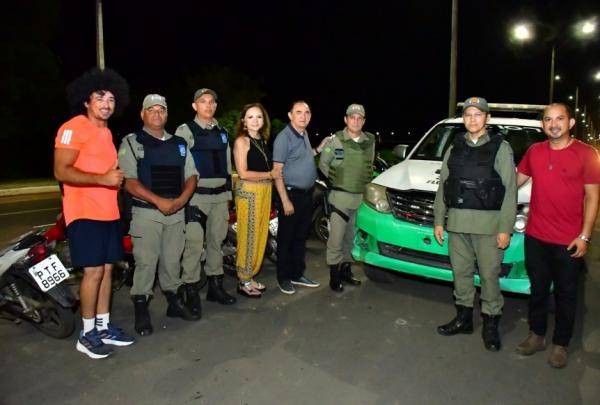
[
  {"x1": 132, "y1": 295, "x2": 153, "y2": 336},
  {"x1": 482, "y1": 314, "x2": 501, "y2": 351},
  {"x1": 329, "y1": 264, "x2": 343, "y2": 292},
  {"x1": 206, "y1": 275, "x2": 237, "y2": 305},
  {"x1": 437, "y1": 305, "x2": 474, "y2": 336},
  {"x1": 165, "y1": 287, "x2": 200, "y2": 321},
  {"x1": 340, "y1": 262, "x2": 361, "y2": 286}
]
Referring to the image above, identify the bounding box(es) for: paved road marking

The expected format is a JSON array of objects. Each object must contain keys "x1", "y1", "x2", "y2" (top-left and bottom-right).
[{"x1": 0, "y1": 207, "x2": 60, "y2": 217}]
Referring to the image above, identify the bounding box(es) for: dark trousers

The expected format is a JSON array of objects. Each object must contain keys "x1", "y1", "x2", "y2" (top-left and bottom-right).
[
  {"x1": 276, "y1": 188, "x2": 313, "y2": 283},
  {"x1": 525, "y1": 235, "x2": 583, "y2": 346}
]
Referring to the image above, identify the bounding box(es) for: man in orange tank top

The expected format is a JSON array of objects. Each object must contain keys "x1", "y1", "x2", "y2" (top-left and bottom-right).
[{"x1": 54, "y1": 68, "x2": 135, "y2": 359}]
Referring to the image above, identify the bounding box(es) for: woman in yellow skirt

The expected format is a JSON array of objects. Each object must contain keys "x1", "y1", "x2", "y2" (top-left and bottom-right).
[{"x1": 233, "y1": 103, "x2": 280, "y2": 297}]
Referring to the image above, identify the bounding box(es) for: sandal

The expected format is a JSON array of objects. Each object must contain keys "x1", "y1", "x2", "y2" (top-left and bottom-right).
[
  {"x1": 250, "y1": 279, "x2": 267, "y2": 292},
  {"x1": 237, "y1": 281, "x2": 262, "y2": 298}
]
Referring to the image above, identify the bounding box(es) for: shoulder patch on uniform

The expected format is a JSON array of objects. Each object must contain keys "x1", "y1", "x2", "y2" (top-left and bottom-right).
[{"x1": 118, "y1": 147, "x2": 127, "y2": 156}]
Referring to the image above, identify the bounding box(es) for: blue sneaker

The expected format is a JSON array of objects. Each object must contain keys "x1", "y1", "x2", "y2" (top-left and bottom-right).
[
  {"x1": 291, "y1": 276, "x2": 320, "y2": 288},
  {"x1": 99, "y1": 323, "x2": 135, "y2": 346},
  {"x1": 278, "y1": 280, "x2": 296, "y2": 295},
  {"x1": 76, "y1": 329, "x2": 113, "y2": 359}
]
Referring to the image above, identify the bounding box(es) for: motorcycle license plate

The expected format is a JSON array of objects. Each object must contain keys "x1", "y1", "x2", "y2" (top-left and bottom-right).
[
  {"x1": 269, "y1": 218, "x2": 278, "y2": 236},
  {"x1": 28, "y1": 254, "x2": 69, "y2": 292}
]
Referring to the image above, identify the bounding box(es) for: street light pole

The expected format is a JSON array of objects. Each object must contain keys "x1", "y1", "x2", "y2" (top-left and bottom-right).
[
  {"x1": 448, "y1": 0, "x2": 458, "y2": 118},
  {"x1": 96, "y1": 0, "x2": 105, "y2": 70},
  {"x1": 549, "y1": 45, "x2": 555, "y2": 103}
]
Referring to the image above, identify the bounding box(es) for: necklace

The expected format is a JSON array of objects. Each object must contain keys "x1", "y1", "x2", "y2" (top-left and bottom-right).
[
  {"x1": 547, "y1": 138, "x2": 573, "y2": 171},
  {"x1": 248, "y1": 135, "x2": 271, "y2": 170}
]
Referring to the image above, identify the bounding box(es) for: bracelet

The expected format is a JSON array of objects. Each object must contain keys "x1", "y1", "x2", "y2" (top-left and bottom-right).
[{"x1": 578, "y1": 234, "x2": 591, "y2": 244}]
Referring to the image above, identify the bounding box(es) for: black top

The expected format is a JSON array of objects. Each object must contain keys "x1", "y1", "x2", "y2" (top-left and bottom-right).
[{"x1": 246, "y1": 135, "x2": 272, "y2": 172}]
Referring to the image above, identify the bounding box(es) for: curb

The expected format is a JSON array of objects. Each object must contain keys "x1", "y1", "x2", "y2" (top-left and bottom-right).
[{"x1": 0, "y1": 185, "x2": 61, "y2": 197}]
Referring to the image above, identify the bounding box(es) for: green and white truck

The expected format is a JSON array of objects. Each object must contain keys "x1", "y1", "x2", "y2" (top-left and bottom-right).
[{"x1": 352, "y1": 104, "x2": 548, "y2": 294}]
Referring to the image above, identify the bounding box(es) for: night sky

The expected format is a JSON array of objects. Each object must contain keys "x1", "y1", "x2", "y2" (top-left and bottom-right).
[{"x1": 2, "y1": 0, "x2": 600, "y2": 177}]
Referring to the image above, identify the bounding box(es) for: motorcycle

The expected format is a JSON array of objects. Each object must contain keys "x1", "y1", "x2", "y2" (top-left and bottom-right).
[
  {"x1": 45, "y1": 213, "x2": 135, "y2": 293},
  {"x1": 0, "y1": 228, "x2": 77, "y2": 338},
  {"x1": 312, "y1": 153, "x2": 390, "y2": 243}
]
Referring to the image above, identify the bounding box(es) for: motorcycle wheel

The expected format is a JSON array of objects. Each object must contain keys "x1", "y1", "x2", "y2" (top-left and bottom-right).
[
  {"x1": 221, "y1": 230, "x2": 238, "y2": 278},
  {"x1": 265, "y1": 237, "x2": 277, "y2": 264},
  {"x1": 14, "y1": 279, "x2": 76, "y2": 339},
  {"x1": 312, "y1": 205, "x2": 330, "y2": 243}
]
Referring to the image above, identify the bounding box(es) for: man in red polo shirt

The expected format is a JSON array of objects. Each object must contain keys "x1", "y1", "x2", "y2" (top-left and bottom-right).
[
  {"x1": 54, "y1": 68, "x2": 135, "y2": 359},
  {"x1": 515, "y1": 102, "x2": 600, "y2": 368}
]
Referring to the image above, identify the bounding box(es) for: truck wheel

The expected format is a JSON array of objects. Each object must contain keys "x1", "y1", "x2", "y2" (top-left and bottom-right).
[{"x1": 363, "y1": 264, "x2": 396, "y2": 284}]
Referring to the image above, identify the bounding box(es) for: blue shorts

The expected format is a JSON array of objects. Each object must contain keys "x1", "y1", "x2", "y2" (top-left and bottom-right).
[{"x1": 67, "y1": 219, "x2": 123, "y2": 268}]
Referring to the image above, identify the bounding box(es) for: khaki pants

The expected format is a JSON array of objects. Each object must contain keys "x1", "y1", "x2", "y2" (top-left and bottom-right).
[
  {"x1": 181, "y1": 200, "x2": 229, "y2": 282},
  {"x1": 448, "y1": 232, "x2": 504, "y2": 315},
  {"x1": 129, "y1": 217, "x2": 185, "y2": 296},
  {"x1": 326, "y1": 205, "x2": 357, "y2": 265}
]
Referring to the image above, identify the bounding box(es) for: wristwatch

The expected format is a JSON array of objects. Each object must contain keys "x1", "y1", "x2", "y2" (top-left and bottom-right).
[{"x1": 578, "y1": 234, "x2": 591, "y2": 244}]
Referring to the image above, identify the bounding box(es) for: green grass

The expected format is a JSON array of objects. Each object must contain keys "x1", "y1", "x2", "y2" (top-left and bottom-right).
[{"x1": 0, "y1": 178, "x2": 57, "y2": 190}]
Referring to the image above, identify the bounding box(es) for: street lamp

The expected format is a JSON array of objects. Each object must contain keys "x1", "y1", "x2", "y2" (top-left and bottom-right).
[{"x1": 511, "y1": 18, "x2": 597, "y2": 103}]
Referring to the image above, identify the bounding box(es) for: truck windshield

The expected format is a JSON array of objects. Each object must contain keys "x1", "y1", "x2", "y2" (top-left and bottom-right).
[{"x1": 410, "y1": 123, "x2": 546, "y2": 164}]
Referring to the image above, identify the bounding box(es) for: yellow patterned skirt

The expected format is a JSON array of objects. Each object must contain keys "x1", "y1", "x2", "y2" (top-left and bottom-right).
[{"x1": 234, "y1": 179, "x2": 272, "y2": 282}]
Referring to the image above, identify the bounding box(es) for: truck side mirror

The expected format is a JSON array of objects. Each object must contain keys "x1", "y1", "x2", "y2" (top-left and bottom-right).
[{"x1": 392, "y1": 144, "x2": 409, "y2": 161}]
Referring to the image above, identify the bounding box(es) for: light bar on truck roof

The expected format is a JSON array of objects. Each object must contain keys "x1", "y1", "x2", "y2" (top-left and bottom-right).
[{"x1": 456, "y1": 102, "x2": 546, "y2": 113}]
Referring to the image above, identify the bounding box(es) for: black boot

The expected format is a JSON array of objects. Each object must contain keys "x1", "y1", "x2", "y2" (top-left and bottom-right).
[
  {"x1": 165, "y1": 286, "x2": 200, "y2": 321},
  {"x1": 206, "y1": 275, "x2": 237, "y2": 305},
  {"x1": 132, "y1": 295, "x2": 153, "y2": 336},
  {"x1": 340, "y1": 262, "x2": 361, "y2": 286},
  {"x1": 482, "y1": 314, "x2": 501, "y2": 351},
  {"x1": 437, "y1": 305, "x2": 474, "y2": 336},
  {"x1": 181, "y1": 282, "x2": 202, "y2": 318},
  {"x1": 329, "y1": 264, "x2": 343, "y2": 292}
]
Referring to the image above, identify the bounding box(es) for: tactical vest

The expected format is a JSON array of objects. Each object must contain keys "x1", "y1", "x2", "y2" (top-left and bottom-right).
[
  {"x1": 443, "y1": 133, "x2": 505, "y2": 210},
  {"x1": 187, "y1": 121, "x2": 229, "y2": 179},
  {"x1": 135, "y1": 130, "x2": 186, "y2": 200},
  {"x1": 328, "y1": 132, "x2": 375, "y2": 193}
]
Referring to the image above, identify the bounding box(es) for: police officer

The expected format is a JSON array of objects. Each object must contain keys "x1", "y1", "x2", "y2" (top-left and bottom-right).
[
  {"x1": 319, "y1": 104, "x2": 374, "y2": 292},
  {"x1": 119, "y1": 94, "x2": 199, "y2": 336},
  {"x1": 433, "y1": 97, "x2": 517, "y2": 351},
  {"x1": 175, "y1": 88, "x2": 237, "y2": 307}
]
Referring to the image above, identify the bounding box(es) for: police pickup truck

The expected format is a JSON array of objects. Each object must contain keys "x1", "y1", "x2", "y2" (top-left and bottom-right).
[{"x1": 352, "y1": 103, "x2": 547, "y2": 294}]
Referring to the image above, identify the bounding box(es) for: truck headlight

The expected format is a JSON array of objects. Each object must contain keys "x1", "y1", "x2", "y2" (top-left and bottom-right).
[
  {"x1": 364, "y1": 183, "x2": 391, "y2": 213},
  {"x1": 513, "y1": 204, "x2": 529, "y2": 233}
]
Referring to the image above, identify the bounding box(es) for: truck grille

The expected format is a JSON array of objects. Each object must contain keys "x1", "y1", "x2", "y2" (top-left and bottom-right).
[
  {"x1": 387, "y1": 189, "x2": 435, "y2": 226},
  {"x1": 377, "y1": 241, "x2": 513, "y2": 277}
]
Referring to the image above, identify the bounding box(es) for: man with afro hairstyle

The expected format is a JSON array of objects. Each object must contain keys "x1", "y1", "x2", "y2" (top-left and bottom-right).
[{"x1": 54, "y1": 68, "x2": 135, "y2": 359}]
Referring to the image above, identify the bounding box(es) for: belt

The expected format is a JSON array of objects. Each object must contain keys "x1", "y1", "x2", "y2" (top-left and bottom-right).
[
  {"x1": 195, "y1": 184, "x2": 230, "y2": 195},
  {"x1": 131, "y1": 199, "x2": 156, "y2": 210},
  {"x1": 286, "y1": 186, "x2": 313, "y2": 193}
]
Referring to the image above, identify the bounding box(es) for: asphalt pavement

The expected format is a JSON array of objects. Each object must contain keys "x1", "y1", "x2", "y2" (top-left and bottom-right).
[{"x1": 1, "y1": 191, "x2": 600, "y2": 404}]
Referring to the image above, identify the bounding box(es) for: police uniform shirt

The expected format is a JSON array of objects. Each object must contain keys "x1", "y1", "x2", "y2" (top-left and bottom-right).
[
  {"x1": 319, "y1": 129, "x2": 374, "y2": 210},
  {"x1": 175, "y1": 117, "x2": 233, "y2": 204},
  {"x1": 118, "y1": 130, "x2": 198, "y2": 224},
  {"x1": 433, "y1": 132, "x2": 517, "y2": 235}
]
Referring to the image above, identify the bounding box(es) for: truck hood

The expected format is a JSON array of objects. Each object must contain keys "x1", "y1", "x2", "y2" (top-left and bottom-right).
[
  {"x1": 372, "y1": 159, "x2": 531, "y2": 204},
  {"x1": 373, "y1": 160, "x2": 441, "y2": 193}
]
